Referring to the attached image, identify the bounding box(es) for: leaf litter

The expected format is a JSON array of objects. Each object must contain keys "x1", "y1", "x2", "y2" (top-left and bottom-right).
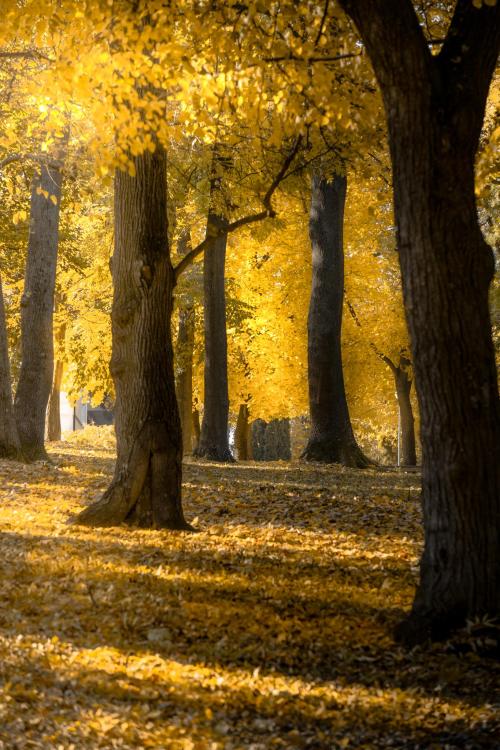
[{"x1": 0, "y1": 428, "x2": 498, "y2": 749}]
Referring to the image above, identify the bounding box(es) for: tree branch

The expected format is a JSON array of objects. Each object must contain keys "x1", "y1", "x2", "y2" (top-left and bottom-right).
[
  {"x1": 174, "y1": 136, "x2": 303, "y2": 281},
  {"x1": 345, "y1": 296, "x2": 396, "y2": 371}
]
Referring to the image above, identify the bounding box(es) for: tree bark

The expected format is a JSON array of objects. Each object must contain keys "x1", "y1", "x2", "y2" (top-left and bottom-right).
[
  {"x1": 47, "y1": 318, "x2": 66, "y2": 442},
  {"x1": 0, "y1": 275, "x2": 22, "y2": 459},
  {"x1": 301, "y1": 173, "x2": 370, "y2": 467},
  {"x1": 393, "y1": 356, "x2": 416, "y2": 467},
  {"x1": 74, "y1": 145, "x2": 191, "y2": 530},
  {"x1": 235, "y1": 403, "x2": 250, "y2": 460},
  {"x1": 176, "y1": 305, "x2": 194, "y2": 455},
  {"x1": 192, "y1": 407, "x2": 201, "y2": 454},
  {"x1": 340, "y1": 0, "x2": 500, "y2": 642},
  {"x1": 195, "y1": 150, "x2": 233, "y2": 462},
  {"x1": 264, "y1": 419, "x2": 291, "y2": 460},
  {"x1": 14, "y1": 160, "x2": 64, "y2": 460}
]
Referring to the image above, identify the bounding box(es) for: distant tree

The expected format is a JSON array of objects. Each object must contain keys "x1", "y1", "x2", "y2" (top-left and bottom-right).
[
  {"x1": 340, "y1": 0, "x2": 500, "y2": 641},
  {"x1": 0, "y1": 275, "x2": 21, "y2": 459},
  {"x1": 14, "y1": 156, "x2": 64, "y2": 460},
  {"x1": 302, "y1": 173, "x2": 370, "y2": 467}
]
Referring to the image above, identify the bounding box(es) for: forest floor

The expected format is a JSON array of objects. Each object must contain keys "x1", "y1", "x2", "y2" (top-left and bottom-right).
[{"x1": 0, "y1": 428, "x2": 498, "y2": 750}]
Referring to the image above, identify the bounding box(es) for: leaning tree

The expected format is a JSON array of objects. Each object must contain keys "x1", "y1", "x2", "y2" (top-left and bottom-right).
[{"x1": 339, "y1": 0, "x2": 500, "y2": 642}]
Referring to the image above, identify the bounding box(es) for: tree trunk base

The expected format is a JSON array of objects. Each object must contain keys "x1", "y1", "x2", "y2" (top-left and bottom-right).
[
  {"x1": 394, "y1": 610, "x2": 465, "y2": 647},
  {"x1": 193, "y1": 444, "x2": 235, "y2": 463},
  {"x1": 0, "y1": 444, "x2": 25, "y2": 462},
  {"x1": 71, "y1": 422, "x2": 193, "y2": 530},
  {"x1": 301, "y1": 438, "x2": 374, "y2": 468}
]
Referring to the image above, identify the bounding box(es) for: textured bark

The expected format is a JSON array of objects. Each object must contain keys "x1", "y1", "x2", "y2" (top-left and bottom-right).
[
  {"x1": 235, "y1": 403, "x2": 249, "y2": 460},
  {"x1": 393, "y1": 357, "x2": 416, "y2": 467},
  {"x1": 301, "y1": 173, "x2": 370, "y2": 467},
  {"x1": 176, "y1": 306, "x2": 194, "y2": 455},
  {"x1": 340, "y1": 0, "x2": 500, "y2": 641},
  {"x1": 192, "y1": 407, "x2": 201, "y2": 454},
  {"x1": 195, "y1": 151, "x2": 233, "y2": 462},
  {"x1": 263, "y1": 419, "x2": 291, "y2": 461},
  {"x1": 0, "y1": 275, "x2": 21, "y2": 459},
  {"x1": 47, "y1": 359, "x2": 63, "y2": 442},
  {"x1": 47, "y1": 319, "x2": 66, "y2": 443},
  {"x1": 14, "y1": 160, "x2": 64, "y2": 461},
  {"x1": 251, "y1": 419, "x2": 267, "y2": 461},
  {"x1": 75, "y1": 145, "x2": 190, "y2": 530}
]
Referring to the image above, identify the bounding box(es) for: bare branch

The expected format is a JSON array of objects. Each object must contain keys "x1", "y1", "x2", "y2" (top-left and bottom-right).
[{"x1": 174, "y1": 136, "x2": 303, "y2": 281}]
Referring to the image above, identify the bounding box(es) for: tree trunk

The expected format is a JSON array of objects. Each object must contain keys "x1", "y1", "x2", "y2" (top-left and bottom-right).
[
  {"x1": 264, "y1": 419, "x2": 291, "y2": 460},
  {"x1": 47, "y1": 318, "x2": 66, "y2": 443},
  {"x1": 194, "y1": 157, "x2": 233, "y2": 461},
  {"x1": 74, "y1": 145, "x2": 191, "y2": 530},
  {"x1": 235, "y1": 403, "x2": 249, "y2": 460},
  {"x1": 0, "y1": 275, "x2": 21, "y2": 459},
  {"x1": 251, "y1": 419, "x2": 267, "y2": 461},
  {"x1": 47, "y1": 359, "x2": 63, "y2": 442},
  {"x1": 301, "y1": 173, "x2": 370, "y2": 467},
  {"x1": 176, "y1": 305, "x2": 194, "y2": 455},
  {"x1": 14, "y1": 160, "x2": 64, "y2": 461},
  {"x1": 394, "y1": 360, "x2": 416, "y2": 467},
  {"x1": 340, "y1": 0, "x2": 500, "y2": 642},
  {"x1": 192, "y1": 407, "x2": 201, "y2": 454}
]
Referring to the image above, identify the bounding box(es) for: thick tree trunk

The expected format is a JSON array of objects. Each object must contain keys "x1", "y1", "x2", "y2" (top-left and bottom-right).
[
  {"x1": 195, "y1": 216, "x2": 233, "y2": 461},
  {"x1": 251, "y1": 419, "x2": 267, "y2": 461},
  {"x1": 340, "y1": 0, "x2": 500, "y2": 641},
  {"x1": 0, "y1": 275, "x2": 21, "y2": 459},
  {"x1": 75, "y1": 145, "x2": 190, "y2": 530},
  {"x1": 235, "y1": 403, "x2": 249, "y2": 460},
  {"x1": 176, "y1": 306, "x2": 194, "y2": 455},
  {"x1": 14, "y1": 161, "x2": 63, "y2": 460},
  {"x1": 394, "y1": 363, "x2": 416, "y2": 467},
  {"x1": 301, "y1": 173, "x2": 370, "y2": 467}
]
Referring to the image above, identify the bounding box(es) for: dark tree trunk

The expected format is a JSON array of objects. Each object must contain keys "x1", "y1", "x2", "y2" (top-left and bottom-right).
[
  {"x1": 301, "y1": 173, "x2": 370, "y2": 467},
  {"x1": 75, "y1": 145, "x2": 190, "y2": 530},
  {"x1": 251, "y1": 419, "x2": 267, "y2": 461},
  {"x1": 176, "y1": 305, "x2": 194, "y2": 455},
  {"x1": 14, "y1": 160, "x2": 63, "y2": 460},
  {"x1": 264, "y1": 419, "x2": 291, "y2": 460},
  {"x1": 235, "y1": 403, "x2": 249, "y2": 460},
  {"x1": 394, "y1": 359, "x2": 416, "y2": 467},
  {"x1": 195, "y1": 157, "x2": 233, "y2": 461},
  {"x1": 340, "y1": 0, "x2": 500, "y2": 641},
  {"x1": 0, "y1": 275, "x2": 21, "y2": 459},
  {"x1": 192, "y1": 407, "x2": 201, "y2": 454}
]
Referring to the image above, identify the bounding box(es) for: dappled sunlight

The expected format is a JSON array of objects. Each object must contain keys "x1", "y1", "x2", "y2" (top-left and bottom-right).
[{"x1": 0, "y1": 442, "x2": 498, "y2": 747}]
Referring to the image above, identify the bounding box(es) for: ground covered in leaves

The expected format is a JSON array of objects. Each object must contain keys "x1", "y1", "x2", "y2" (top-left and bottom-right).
[{"x1": 0, "y1": 428, "x2": 498, "y2": 750}]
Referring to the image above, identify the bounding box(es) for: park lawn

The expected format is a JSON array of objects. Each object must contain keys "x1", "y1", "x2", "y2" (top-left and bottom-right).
[{"x1": 0, "y1": 430, "x2": 498, "y2": 749}]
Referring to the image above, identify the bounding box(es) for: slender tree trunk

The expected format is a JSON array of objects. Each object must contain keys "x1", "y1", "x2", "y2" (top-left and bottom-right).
[
  {"x1": 75, "y1": 145, "x2": 190, "y2": 530},
  {"x1": 302, "y1": 173, "x2": 370, "y2": 467},
  {"x1": 394, "y1": 363, "x2": 416, "y2": 467},
  {"x1": 47, "y1": 318, "x2": 66, "y2": 442},
  {"x1": 0, "y1": 275, "x2": 21, "y2": 459},
  {"x1": 264, "y1": 419, "x2": 291, "y2": 460},
  {"x1": 195, "y1": 150, "x2": 233, "y2": 462},
  {"x1": 235, "y1": 403, "x2": 249, "y2": 460},
  {"x1": 176, "y1": 306, "x2": 194, "y2": 455},
  {"x1": 14, "y1": 160, "x2": 64, "y2": 460},
  {"x1": 47, "y1": 359, "x2": 63, "y2": 442},
  {"x1": 340, "y1": 0, "x2": 500, "y2": 641},
  {"x1": 192, "y1": 407, "x2": 201, "y2": 454}
]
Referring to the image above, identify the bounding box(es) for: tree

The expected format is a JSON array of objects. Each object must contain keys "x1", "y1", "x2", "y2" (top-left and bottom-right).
[
  {"x1": 339, "y1": 0, "x2": 500, "y2": 641},
  {"x1": 176, "y1": 305, "x2": 195, "y2": 455},
  {"x1": 14, "y1": 157, "x2": 64, "y2": 460},
  {"x1": 302, "y1": 173, "x2": 370, "y2": 466},
  {"x1": 75, "y1": 144, "x2": 191, "y2": 530},
  {"x1": 0, "y1": 274, "x2": 21, "y2": 458}
]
